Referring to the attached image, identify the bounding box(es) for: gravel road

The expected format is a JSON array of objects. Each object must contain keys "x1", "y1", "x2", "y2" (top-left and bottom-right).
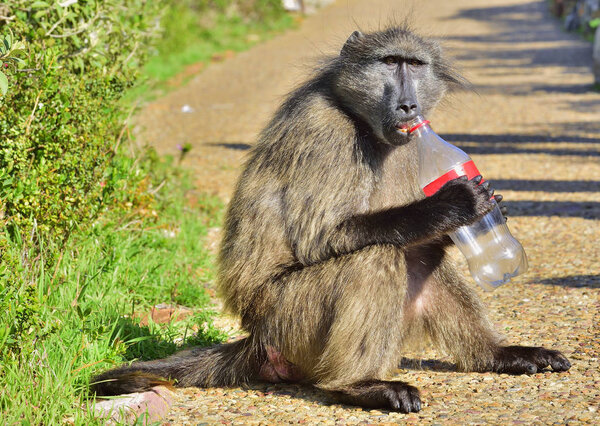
[{"x1": 135, "y1": 0, "x2": 600, "y2": 423}]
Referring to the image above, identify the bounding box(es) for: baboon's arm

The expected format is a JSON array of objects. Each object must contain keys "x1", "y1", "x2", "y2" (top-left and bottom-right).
[
  {"x1": 336, "y1": 196, "x2": 461, "y2": 250},
  {"x1": 327, "y1": 176, "x2": 494, "y2": 259}
]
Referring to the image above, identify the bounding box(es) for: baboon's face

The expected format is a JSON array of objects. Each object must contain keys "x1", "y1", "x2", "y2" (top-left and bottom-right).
[{"x1": 335, "y1": 29, "x2": 450, "y2": 146}]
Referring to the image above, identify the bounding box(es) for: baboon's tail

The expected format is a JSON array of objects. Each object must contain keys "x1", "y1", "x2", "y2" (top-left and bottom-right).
[{"x1": 91, "y1": 338, "x2": 261, "y2": 396}]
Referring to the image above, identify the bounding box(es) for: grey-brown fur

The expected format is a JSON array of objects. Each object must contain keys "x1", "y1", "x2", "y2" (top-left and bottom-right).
[{"x1": 91, "y1": 26, "x2": 570, "y2": 412}]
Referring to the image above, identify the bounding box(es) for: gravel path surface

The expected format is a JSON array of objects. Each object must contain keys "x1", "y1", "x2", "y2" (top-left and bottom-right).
[{"x1": 135, "y1": 0, "x2": 599, "y2": 423}]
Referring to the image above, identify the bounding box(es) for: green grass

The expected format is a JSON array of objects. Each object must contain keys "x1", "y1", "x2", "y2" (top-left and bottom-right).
[
  {"x1": 146, "y1": 13, "x2": 294, "y2": 82},
  {"x1": 0, "y1": 2, "x2": 297, "y2": 423},
  {"x1": 0, "y1": 153, "x2": 227, "y2": 424},
  {"x1": 575, "y1": 26, "x2": 596, "y2": 42},
  {"x1": 126, "y1": 3, "x2": 296, "y2": 101}
]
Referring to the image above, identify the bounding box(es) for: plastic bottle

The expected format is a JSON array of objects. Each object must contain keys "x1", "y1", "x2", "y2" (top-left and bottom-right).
[{"x1": 407, "y1": 115, "x2": 528, "y2": 291}]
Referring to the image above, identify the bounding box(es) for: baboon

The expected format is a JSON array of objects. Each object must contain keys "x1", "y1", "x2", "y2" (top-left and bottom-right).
[{"x1": 92, "y1": 26, "x2": 571, "y2": 412}]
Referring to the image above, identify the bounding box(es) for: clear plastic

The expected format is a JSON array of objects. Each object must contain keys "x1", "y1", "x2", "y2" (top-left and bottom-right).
[{"x1": 409, "y1": 115, "x2": 528, "y2": 291}]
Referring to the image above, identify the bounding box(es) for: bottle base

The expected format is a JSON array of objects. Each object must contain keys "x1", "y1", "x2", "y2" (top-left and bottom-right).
[{"x1": 474, "y1": 263, "x2": 528, "y2": 292}]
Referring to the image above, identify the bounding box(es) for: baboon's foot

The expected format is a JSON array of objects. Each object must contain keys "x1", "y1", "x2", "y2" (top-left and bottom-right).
[
  {"x1": 258, "y1": 346, "x2": 304, "y2": 383},
  {"x1": 492, "y1": 346, "x2": 571, "y2": 374},
  {"x1": 329, "y1": 380, "x2": 421, "y2": 413}
]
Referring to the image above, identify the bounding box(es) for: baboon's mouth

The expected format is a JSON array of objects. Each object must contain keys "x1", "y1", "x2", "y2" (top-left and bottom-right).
[{"x1": 395, "y1": 123, "x2": 410, "y2": 133}]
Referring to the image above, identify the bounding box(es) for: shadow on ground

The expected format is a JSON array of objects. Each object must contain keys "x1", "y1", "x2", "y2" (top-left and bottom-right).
[
  {"x1": 233, "y1": 357, "x2": 459, "y2": 414},
  {"x1": 507, "y1": 200, "x2": 600, "y2": 219},
  {"x1": 452, "y1": 144, "x2": 598, "y2": 157},
  {"x1": 492, "y1": 179, "x2": 600, "y2": 192},
  {"x1": 441, "y1": 132, "x2": 600, "y2": 157},
  {"x1": 208, "y1": 142, "x2": 252, "y2": 151},
  {"x1": 533, "y1": 274, "x2": 600, "y2": 288},
  {"x1": 470, "y1": 82, "x2": 596, "y2": 96},
  {"x1": 447, "y1": 1, "x2": 593, "y2": 71},
  {"x1": 400, "y1": 358, "x2": 457, "y2": 372},
  {"x1": 441, "y1": 133, "x2": 600, "y2": 145},
  {"x1": 449, "y1": 2, "x2": 573, "y2": 44}
]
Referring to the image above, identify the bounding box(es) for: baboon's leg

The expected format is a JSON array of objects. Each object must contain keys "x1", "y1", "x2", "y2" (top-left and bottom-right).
[
  {"x1": 259, "y1": 245, "x2": 421, "y2": 411},
  {"x1": 410, "y1": 254, "x2": 501, "y2": 372},
  {"x1": 420, "y1": 253, "x2": 570, "y2": 374}
]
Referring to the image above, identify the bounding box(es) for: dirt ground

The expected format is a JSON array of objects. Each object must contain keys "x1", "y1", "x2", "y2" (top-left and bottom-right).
[{"x1": 134, "y1": 0, "x2": 600, "y2": 423}]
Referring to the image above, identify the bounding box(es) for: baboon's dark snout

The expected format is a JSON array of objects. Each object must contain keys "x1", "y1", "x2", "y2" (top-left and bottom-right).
[{"x1": 397, "y1": 99, "x2": 418, "y2": 118}]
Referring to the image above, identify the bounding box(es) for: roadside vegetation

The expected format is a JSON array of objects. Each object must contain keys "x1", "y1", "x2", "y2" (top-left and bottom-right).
[
  {"x1": 143, "y1": 0, "x2": 295, "y2": 90},
  {"x1": 0, "y1": 1, "x2": 293, "y2": 423},
  {"x1": 549, "y1": 0, "x2": 600, "y2": 42}
]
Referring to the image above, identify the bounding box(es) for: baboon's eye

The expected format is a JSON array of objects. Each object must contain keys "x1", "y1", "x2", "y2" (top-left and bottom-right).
[
  {"x1": 383, "y1": 56, "x2": 397, "y2": 66},
  {"x1": 407, "y1": 58, "x2": 425, "y2": 66}
]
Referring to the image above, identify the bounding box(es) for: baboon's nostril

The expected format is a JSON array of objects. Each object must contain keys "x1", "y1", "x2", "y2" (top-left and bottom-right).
[{"x1": 398, "y1": 101, "x2": 418, "y2": 114}]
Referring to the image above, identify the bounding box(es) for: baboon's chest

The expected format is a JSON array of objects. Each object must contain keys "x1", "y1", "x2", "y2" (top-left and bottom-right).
[{"x1": 368, "y1": 145, "x2": 423, "y2": 211}]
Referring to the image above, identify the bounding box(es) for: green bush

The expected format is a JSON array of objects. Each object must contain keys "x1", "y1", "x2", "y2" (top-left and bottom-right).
[
  {"x1": 0, "y1": 158, "x2": 228, "y2": 423},
  {"x1": 0, "y1": 1, "x2": 292, "y2": 422},
  {"x1": 0, "y1": 1, "x2": 164, "y2": 241},
  {"x1": 0, "y1": 0, "x2": 292, "y2": 242},
  {"x1": 141, "y1": 0, "x2": 293, "y2": 86}
]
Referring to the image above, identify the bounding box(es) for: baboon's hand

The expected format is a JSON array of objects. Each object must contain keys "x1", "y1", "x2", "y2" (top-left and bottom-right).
[
  {"x1": 481, "y1": 180, "x2": 508, "y2": 222},
  {"x1": 491, "y1": 346, "x2": 571, "y2": 374},
  {"x1": 433, "y1": 175, "x2": 495, "y2": 230}
]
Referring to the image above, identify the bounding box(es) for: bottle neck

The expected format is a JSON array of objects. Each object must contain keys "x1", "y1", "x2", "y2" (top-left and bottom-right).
[{"x1": 407, "y1": 115, "x2": 431, "y2": 136}]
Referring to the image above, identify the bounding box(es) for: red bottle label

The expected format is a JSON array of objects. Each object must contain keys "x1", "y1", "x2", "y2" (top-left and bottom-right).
[{"x1": 422, "y1": 160, "x2": 482, "y2": 196}]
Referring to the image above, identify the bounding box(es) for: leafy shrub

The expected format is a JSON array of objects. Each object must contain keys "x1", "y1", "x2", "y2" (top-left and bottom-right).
[
  {"x1": 0, "y1": 1, "x2": 290, "y2": 421},
  {"x1": 0, "y1": 160, "x2": 228, "y2": 423},
  {"x1": 0, "y1": 0, "x2": 290, "y2": 242},
  {"x1": 0, "y1": 1, "x2": 164, "y2": 242},
  {"x1": 0, "y1": 31, "x2": 27, "y2": 96}
]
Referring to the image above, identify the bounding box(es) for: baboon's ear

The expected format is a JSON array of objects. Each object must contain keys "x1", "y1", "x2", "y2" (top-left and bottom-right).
[{"x1": 341, "y1": 30, "x2": 363, "y2": 56}]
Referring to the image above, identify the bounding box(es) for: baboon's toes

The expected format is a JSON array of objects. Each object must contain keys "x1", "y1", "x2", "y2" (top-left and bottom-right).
[
  {"x1": 493, "y1": 346, "x2": 571, "y2": 374},
  {"x1": 328, "y1": 380, "x2": 421, "y2": 412},
  {"x1": 384, "y1": 381, "x2": 422, "y2": 413},
  {"x1": 541, "y1": 349, "x2": 571, "y2": 372}
]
